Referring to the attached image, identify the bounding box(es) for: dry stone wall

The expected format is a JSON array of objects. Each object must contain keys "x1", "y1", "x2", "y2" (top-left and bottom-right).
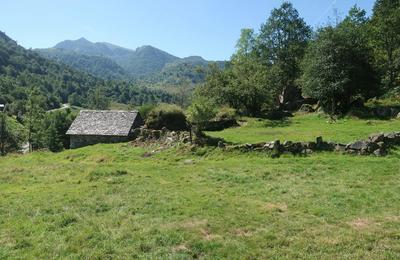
[{"x1": 222, "y1": 132, "x2": 400, "y2": 157}]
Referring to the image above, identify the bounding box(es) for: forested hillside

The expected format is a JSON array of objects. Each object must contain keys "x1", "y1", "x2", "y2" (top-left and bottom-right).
[
  {"x1": 37, "y1": 38, "x2": 223, "y2": 84},
  {"x1": 37, "y1": 48, "x2": 128, "y2": 80}
]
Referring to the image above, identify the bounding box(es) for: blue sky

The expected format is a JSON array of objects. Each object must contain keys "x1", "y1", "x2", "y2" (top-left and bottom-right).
[{"x1": 1, "y1": 0, "x2": 375, "y2": 60}]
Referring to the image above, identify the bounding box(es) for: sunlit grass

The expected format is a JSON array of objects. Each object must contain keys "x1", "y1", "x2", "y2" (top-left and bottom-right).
[
  {"x1": 206, "y1": 113, "x2": 400, "y2": 144},
  {"x1": 1, "y1": 142, "x2": 400, "y2": 258}
]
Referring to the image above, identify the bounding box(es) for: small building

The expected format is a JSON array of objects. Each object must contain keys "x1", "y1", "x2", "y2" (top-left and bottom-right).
[{"x1": 66, "y1": 110, "x2": 144, "y2": 149}]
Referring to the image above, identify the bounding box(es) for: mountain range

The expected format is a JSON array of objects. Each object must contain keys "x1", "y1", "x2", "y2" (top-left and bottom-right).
[{"x1": 36, "y1": 38, "x2": 223, "y2": 83}]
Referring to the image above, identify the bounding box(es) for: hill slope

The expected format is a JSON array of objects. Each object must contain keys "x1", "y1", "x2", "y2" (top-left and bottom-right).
[
  {"x1": 36, "y1": 38, "x2": 223, "y2": 83},
  {"x1": 0, "y1": 31, "x2": 105, "y2": 113},
  {"x1": 0, "y1": 31, "x2": 176, "y2": 114},
  {"x1": 37, "y1": 48, "x2": 128, "y2": 80}
]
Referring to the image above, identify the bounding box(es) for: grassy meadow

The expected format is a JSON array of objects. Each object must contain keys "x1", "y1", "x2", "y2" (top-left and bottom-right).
[
  {"x1": 207, "y1": 113, "x2": 400, "y2": 144},
  {"x1": 1, "y1": 114, "x2": 400, "y2": 258}
]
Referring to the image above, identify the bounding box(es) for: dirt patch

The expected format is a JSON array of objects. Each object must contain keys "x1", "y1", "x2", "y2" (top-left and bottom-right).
[
  {"x1": 265, "y1": 203, "x2": 288, "y2": 212},
  {"x1": 234, "y1": 228, "x2": 253, "y2": 237},
  {"x1": 173, "y1": 244, "x2": 189, "y2": 252},
  {"x1": 200, "y1": 228, "x2": 221, "y2": 241},
  {"x1": 181, "y1": 219, "x2": 208, "y2": 229},
  {"x1": 385, "y1": 216, "x2": 400, "y2": 222},
  {"x1": 349, "y1": 218, "x2": 375, "y2": 230}
]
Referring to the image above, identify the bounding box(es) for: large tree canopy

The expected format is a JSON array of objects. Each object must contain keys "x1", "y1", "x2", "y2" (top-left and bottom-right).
[
  {"x1": 257, "y1": 1, "x2": 311, "y2": 103},
  {"x1": 301, "y1": 6, "x2": 376, "y2": 115},
  {"x1": 370, "y1": 0, "x2": 400, "y2": 91}
]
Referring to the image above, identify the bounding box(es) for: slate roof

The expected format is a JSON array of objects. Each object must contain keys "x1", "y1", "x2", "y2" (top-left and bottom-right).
[{"x1": 66, "y1": 110, "x2": 140, "y2": 136}]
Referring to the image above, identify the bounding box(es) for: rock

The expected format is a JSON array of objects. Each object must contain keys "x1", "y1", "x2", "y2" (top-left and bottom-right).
[
  {"x1": 303, "y1": 149, "x2": 313, "y2": 155},
  {"x1": 217, "y1": 141, "x2": 225, "y2": 148},
  {"x1": 366, "y1": 142, "x2": 380, "y2": 153},
  {"x1": 347, "y1": 141, "x2": 368, "y2": 151},
  {"x1": 283, "y1": 141, "x2": 293, "y2": 147},
  {"x1": 299, "y1": 104, "x2": 315, "y2": 113},
  {"x1": 373, "y1": 148, "x2": 386, "y2": 157},
  {"x1": 271, "y1": 140, "x2": 281, "y2": 151},
  {"x1": 301, "y1": 142, "x2": 316, "y2": 150},
  {"x1": 369, "y1": 133, "x2": 385, "y2": 143},
  {"x1": 183, "y1": 159, "x2": 195, "y2": 165},
  {"x1": 288, "y1": 142, "x2": 303, "y2": 154},
  {"x1": 153, "y1": 130, "x2": 161, "y2": 139},
  {"x1": 397, "y1": 112, "x2": 400, "y2": 119},
  {"x1": 335, "y1": 143, "x2": 347, "y2": 152},
  {"x1": 252, "y1": 142, "x2": 266, "y2": 148},
  {"x1": 385, "y1": 132, "x2": 400, "y2": 144}
]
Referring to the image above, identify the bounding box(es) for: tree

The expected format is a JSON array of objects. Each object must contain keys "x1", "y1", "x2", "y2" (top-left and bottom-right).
[
  {"x1": 370, "y1": 0, "x2": 400, "y2": 91},
  {"x1": 24, "y1": 88, "x2": 46, "y2": 151},
  {"x1": 301, "y1": 7, "x2": 376, "y2": 115},
  {"x1": 88, "y1": 87, "x2": 110, "y2": 110},
  {"x1": 42, "y1": 109, "x2": 76, "y2": 151},
  {"x1": 257, "y1": 2, "x2": 311, "y2": 105},
  {"x1": 187, "y1": 96, "x2": 218, "y2": 131},
  {"x1": 200, "y1": 29, "x2": 275, "y2": 116}
]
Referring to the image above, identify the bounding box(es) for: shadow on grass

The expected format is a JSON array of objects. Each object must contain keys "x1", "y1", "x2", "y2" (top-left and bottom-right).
[
  {"x1": 348, "y1": 106, "x2": 400, "y2": 120},
  {"x1": 263, "y1": 118, "x2": 292, "y2": 128}
]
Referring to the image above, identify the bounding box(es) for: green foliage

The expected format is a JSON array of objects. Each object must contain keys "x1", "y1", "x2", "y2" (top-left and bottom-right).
[
  {"x1": 370, "y1": 0, "x2": 400, "y2": 91},
  {"x1": 37, "y1": 38, "x2": 221, "y2": 85},
  {"x1": 257, "y1": 1, "x2": 311, "y2": 98},
  {"x1": 37, "y1": 48, "x2": 128, "y2": 80},
  {"x1": 146, "y1": 104, "x2": 187, "y2": 130},
  {"x1": 24, "y1": 88, "x2": 46, "y2": 150},
  {"x1": 187, "y1": 96, "x2": 218, "y2": 130},
  {"x1": 214, "y1": 106, "x2": 237, "y2": 121},
  {"x1": 88, "y1": 87, "x2": 110, "y2": 110},
  {"x1": 138, "y1": 103, "x2": 156, "y2": 120},
  {"x1": 201, "y1": 2, "x2": 310, "y2": 116},
  {"x1": 301, "y1": 7, "x2": 376, "y2": 115},
  {"x1": 42, "y1": 109, "x2": 76, "y2": 151},
  {"x1": 0, "y1": 115, "x2": 27, "y2": 154}
]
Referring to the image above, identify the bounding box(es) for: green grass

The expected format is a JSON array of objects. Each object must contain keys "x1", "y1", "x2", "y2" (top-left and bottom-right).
[
  {"x1": 1, "y1": 143, "x2": 400, "y2": 258},
  {"x1": 206, "y1": 113, "x2": 400, "y2": 144}
]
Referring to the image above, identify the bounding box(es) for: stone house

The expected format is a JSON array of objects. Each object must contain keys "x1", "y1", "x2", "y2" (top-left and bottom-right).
[{"x1": 66, "y1": 110, "x2": 144, "y2": 148}]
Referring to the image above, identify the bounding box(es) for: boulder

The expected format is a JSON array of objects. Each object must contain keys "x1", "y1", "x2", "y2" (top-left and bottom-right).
[
  {"x1": 301, "y1": 142, "x2": 316, "y2": 150},
  {"x1": 299, "y1": 104, "x2": 315, "y2": 113},
  {"x1": 347, "y1": 141, "x2": 369, "y2": 151},
  {"x1": 335, "y1": 143, "x2": 347, "y2": 152},
  {"x1": 397, "y1": 112, "x2": 400, "y2": 119},
  {"x1": 373, "y1": 148, "x2": 386, "y2": 157},
  {"x1": 366, "y1": 142, "x2": 380, "y2": 153},
  {"x1": 369, "y1": 133, "x2": 385, "y2": 143}
]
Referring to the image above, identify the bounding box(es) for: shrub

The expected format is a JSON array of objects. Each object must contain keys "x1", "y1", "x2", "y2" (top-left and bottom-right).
[
  {"x1": 187, "y1": 96, "x2": 218, "y2": 130},
  {"x1": 214, "y1": 106, "x2": 237, "y2": 121},
  {"x1": 138, "y1": 103, "x2": 156, "y2": 120},
  {"x1": 146, "y1": 104, "x2": 188, "y2": 131}
]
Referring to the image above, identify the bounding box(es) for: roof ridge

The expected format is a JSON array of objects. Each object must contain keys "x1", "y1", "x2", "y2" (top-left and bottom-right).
[{"x1": 80, "y1": 110, "x2": 138, "y2": 113}]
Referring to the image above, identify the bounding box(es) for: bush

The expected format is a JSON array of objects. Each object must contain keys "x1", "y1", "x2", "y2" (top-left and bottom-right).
[
  {"x1": 214, "y1": 106, "x2": 237, "y2": 121},
  {"x1": 187, "y1": 96, "x2": 218, "y2": 131},
  {"x1": 138, "y1": 103, "x2": 156, "y2": 120},
  {"x1": 146, "y1": 104, "x2": 188, "y2": 131}
]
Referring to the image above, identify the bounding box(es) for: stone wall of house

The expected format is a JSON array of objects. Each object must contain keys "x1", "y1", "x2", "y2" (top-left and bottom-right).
[{"x1": 70, "y1": 135, "x2": 130, "y2": 149}]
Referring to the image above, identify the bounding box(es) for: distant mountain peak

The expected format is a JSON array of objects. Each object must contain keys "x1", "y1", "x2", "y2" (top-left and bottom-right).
[{"x1": 76, "y1": 37, "x2": 91, "y2": 43}]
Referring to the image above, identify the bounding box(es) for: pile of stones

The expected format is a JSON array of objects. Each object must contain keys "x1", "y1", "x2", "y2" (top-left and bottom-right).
[
  {"x1": 223, "y1": 132, "x2": 400, "y2": 157},
  {"x1": 132, "y1": 126, "x2": 191, "y2": 145}
]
